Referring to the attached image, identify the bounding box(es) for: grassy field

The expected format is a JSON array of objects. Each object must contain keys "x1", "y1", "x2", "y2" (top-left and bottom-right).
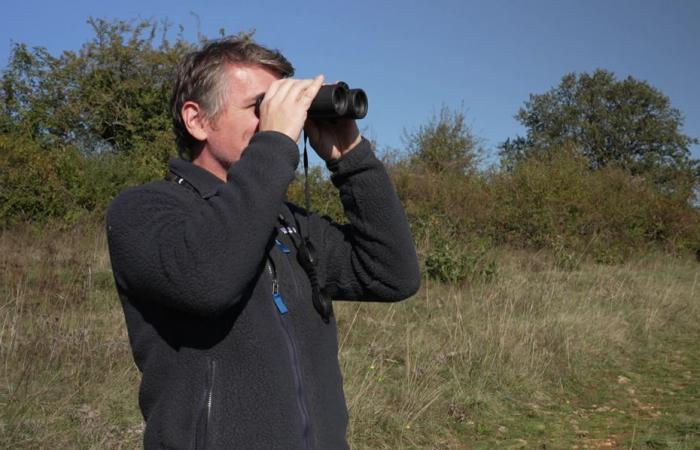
[{"x1": 1, "y1": 224, "x2": 698, "y2": 449}]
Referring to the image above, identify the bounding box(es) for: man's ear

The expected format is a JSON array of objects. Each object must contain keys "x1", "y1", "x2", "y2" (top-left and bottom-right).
[{"x1": 181, "y1": 101, "x2": 209, "y2": 142}]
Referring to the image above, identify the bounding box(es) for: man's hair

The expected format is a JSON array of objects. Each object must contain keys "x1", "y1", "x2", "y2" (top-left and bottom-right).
[{"x1": 170, "y1": 35, "x2": 295, "y2": 160}]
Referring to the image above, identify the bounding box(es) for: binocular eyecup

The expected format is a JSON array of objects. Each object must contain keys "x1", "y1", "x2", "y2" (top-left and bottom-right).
[{"x1": 255, "y1": 81, "x2": 368, "y2": 120}]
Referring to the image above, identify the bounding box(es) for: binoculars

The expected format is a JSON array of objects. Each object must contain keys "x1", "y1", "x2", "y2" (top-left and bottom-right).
[
  {"x1": 307, "y1": 82, "x2": 368, "y2": 119},
  {"x1": 255, "y1": 82, "x2": 368, "y2": 120}
]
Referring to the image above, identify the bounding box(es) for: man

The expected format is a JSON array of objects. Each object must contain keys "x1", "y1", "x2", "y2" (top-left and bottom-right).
[{"x1": 106, "y1": 36, "x2": 420, "y2": 449}]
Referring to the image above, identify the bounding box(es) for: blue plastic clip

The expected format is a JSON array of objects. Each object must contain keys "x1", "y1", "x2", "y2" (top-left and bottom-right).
[
  {"x1": 272, "y1": 292, "x2": 288, "y2": 315},
  {"x1": 275, "y1": 239, "x2": 291, "y2": 254}
]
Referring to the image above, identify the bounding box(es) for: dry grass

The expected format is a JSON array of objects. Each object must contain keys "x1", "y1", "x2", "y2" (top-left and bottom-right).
[
  {"x1": 1, "y1": 225, "x2": 698, "y2": 448},
  {"x1": 337, "y1": 248, "x2": 700, "y2": 448},
  {"x1": 1, "y1": 224, "x2": 142, "y2": 449}
]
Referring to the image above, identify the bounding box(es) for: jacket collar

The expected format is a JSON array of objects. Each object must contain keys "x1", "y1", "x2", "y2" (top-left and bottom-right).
[{"x1": 167, "y1": 158, "x2": 223, "y2": 199}]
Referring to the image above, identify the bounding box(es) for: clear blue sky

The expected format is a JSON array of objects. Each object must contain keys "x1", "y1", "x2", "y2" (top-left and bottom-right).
[{"x1": 2, "y1": 0, "x2": 699, "y2": 165}]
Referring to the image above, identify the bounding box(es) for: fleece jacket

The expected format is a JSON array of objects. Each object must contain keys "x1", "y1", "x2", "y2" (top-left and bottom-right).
[{"x1": 106, "y1": 131, "x2": 421, "y2": 449}]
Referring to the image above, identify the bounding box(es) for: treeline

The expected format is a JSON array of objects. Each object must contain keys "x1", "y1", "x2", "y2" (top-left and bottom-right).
[{"x1": 1, "y1": 19, "x2": 699, "y2": 276}]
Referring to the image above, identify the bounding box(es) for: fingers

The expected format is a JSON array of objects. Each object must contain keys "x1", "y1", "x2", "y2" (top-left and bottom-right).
[
  {"x1": 257, "y1": 74, "x2": 325, "y2": 142},
  {"x1": 300, "y1": 74, "x2": 324, "y2": 105},
  {"x1": 264, "y1": 75, "x2": 324, "y2": 107},
  {"x1": 262, "y1": 78, "x2": 285, "y2": 104},
  {"x1": 269, "y1": 78, "x2": 297, "y2": 103}
]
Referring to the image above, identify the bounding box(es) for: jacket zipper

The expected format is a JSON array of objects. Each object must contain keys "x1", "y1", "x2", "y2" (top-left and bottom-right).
[
  {"x1": 266, "y1": 258, "x2": 314, "y2": 450},
  {"x1": 196, "y1": 358, "x2": 216, "y2": 450}
]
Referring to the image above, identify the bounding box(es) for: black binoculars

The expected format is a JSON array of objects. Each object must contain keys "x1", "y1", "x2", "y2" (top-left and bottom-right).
[
  {"x1": 255, "y1": 82, "x2": 368, "y2": 120},
  {"x1": 307, "y1": 82, "x2": 368, "y2": 119}
]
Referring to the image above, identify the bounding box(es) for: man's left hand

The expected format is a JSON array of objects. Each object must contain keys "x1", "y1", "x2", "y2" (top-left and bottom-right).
[{"x1": 304, "y1": 117, "x2": 362, "y2": 162}]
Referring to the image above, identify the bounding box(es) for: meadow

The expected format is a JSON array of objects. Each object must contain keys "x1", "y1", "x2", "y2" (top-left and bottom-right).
[{"x1": 1, "y1": 223, "x2": 698, "y2": 449}]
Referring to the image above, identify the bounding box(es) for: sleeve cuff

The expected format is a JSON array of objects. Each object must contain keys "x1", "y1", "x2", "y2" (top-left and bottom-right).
[{"x1": 326, "y1": 138, "x2": 374, "y2": 174}]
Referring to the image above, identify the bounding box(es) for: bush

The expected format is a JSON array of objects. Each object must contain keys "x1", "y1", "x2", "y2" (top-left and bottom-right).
[
  {"x1": 424, "y1": 237, "x2": 497, "y2": 284},
  {"x1": 404, "y1": 106, "x2": 481, "y2": 175},
  {"x1": 0, "y1": 132, "x2": 168, "y2": 224},
  {"x1": 406, "y1": 212, "x2": 497, "y2": 284},
  {"x1": 489, "y1": 146, "x2": 700, "y2": 255},
  {"x1": 0, "y1": 134, "x2": 76, "y2": 223}
]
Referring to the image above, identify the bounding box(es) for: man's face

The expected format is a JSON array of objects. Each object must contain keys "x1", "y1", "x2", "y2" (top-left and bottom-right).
[{"x1": 200, "y1": 63, "x2": 280, "y2": 168}]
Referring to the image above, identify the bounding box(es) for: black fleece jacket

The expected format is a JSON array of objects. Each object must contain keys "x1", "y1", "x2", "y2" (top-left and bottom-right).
[{"x1": 106, "y1": 131, "x2": 420, "y2": 449}]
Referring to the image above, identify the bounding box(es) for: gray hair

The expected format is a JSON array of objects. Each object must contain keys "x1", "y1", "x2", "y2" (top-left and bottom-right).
[{"x1": 170, "y1": 35, "x2": 295, "y2": 160}]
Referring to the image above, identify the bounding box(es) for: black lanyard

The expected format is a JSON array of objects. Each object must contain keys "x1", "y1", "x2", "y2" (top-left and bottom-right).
[{"x1": 277, "y1": 213, "x2": 332, "y2": 323}]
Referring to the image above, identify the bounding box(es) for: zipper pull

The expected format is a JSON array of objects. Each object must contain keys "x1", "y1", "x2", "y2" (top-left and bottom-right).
[
  {"x1": 267, "y1": 259, "x2": 288, "y2": 315},
  {"x1": 272, "y1": 291, "x2": 288, "y2": 315},
  {"x1": 275, "y1": 239, "x2": 291, "y2": 254}
]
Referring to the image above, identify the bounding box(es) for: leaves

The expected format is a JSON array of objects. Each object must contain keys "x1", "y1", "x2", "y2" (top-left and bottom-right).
[
  {"x1": 500, "y1": 69, "x2": 699, "y2": 181},
  {"x1": 0, "y1": 18, "x2": 193, "y2": 222},
  {"x1": 404, "y1": 105, "x2": 481, "y2": 175},
  {"x1": 1, "y1": 18, "x2": 193, "y2": 155}
]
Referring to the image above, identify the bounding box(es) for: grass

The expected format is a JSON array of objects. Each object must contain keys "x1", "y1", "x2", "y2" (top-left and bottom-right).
[{"x1": 1, "y1": 224, "x2": 698, "y2": 449}]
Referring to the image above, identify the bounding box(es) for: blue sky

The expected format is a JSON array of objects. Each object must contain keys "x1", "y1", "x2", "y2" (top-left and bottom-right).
[{"x1": 2, "y1": 0, "x2": 699, "y2": 165}]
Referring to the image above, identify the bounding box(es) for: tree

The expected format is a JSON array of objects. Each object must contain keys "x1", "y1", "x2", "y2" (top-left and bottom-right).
[
  {"x1": 499, "y1": 69, "x2": 699, "y2": 179},
  {"x1": 404, "y1": 105, "x2": 481, "y2": 175},
  {"x1": 0, "y1": 18, "x2": 196, "y2": 222},
  {"x1": 1, "y1": 18, "x2": 197, "y2": 156}
]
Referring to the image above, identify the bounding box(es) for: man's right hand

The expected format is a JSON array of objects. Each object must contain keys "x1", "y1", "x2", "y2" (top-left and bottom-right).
[{"x1": 258, "y1": 75, "x2": 324, "y2": 143}]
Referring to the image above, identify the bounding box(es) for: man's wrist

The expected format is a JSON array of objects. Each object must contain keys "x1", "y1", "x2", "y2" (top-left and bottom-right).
[
  {"x1": 326, "y1": 137, "x2": 373, "y2": 172},
  {"x1": 324, "y1": 134, "x2": 363, "y2": 162},
  {"x1": 339, "y1": 134, "x2": 363, "y2": 158}
]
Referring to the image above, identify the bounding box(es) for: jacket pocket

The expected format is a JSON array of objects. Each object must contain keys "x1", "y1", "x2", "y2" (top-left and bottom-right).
[{"x1": 195, "y1": 358, "x2": 216, "y2": 450}]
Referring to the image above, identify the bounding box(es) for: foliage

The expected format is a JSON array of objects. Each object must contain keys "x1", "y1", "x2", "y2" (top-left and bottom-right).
[
  {"x1": 0, "y1": 18, "x2": 194, "y2": 222},
  {"x1": 499, "y1": 69, "x2": 699, "y2": 181},
  {"x1": 286, "y1": 165, "x2": 346, "y2": 223},
  {"x1": 489, "y1": 145, "x2": 700, "y2": 255},
  {"x1": 404, "y1": 105, "x2": 481, "y2": 175},
  {"x1": 0, "y1": 133, "x2": 74, "y2": 221},
  {"x1": 423, "y1": 230, "x2": 496, "y2": 284},
  {"x1": 390, "y1": 142, "x2": 700, "y2": 264},
  {"x1": 1, "y1": 18, "x2": 191, "y2": 156},
  {"x1": 0, "y1": 130, "x2": 168, "y2": 223}
]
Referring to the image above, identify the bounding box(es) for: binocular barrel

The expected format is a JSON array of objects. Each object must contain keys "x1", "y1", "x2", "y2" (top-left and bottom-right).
[
  {"x1": 255, "y1": 82, "x2": 368, "y2": 120},
  {"x1": 308, "y1": 82, "x2": 368, "y2": 120}
]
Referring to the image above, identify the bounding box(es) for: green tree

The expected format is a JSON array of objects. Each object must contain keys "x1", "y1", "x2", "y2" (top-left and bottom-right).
[
  {"x1": 0, "y1": 18, "x2": 197, "y2": 222},
  {"x1": 1, "y1": 18, "x2": 193, "y2": 158},
  {"x1": 404, "y1": 105, "x2": 481, "y2": 175},
  {"x1": 500, "y1": 69, "x2": 699, "y2": 179}
]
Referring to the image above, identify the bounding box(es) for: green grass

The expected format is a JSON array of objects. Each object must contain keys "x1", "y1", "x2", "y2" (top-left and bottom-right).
[{"x1": 1, "y1": 225, "x2": 698, "y2": 449}]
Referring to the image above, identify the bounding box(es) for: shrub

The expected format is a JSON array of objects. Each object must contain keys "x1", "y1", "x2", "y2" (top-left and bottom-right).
[{"x1": 490, "y1": 146, "x2": 700, "y2": 255}]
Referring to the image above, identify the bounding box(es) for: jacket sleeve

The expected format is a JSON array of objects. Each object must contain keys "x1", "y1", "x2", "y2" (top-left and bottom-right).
[
  {"x1": 106, "y1": 131, "x2": 299, "y2": 317},
  {"x1": 301, "y1": 138, "x2": 421, "y2": 302}
]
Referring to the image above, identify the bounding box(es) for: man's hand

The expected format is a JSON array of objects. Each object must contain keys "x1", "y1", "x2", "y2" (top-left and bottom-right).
[
  {"x1": 304, "y1": 117, "x2": 362, "y2": 162},
  {"x1": 258, "y1": 75, "x2": 325, "y2": 143}
]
